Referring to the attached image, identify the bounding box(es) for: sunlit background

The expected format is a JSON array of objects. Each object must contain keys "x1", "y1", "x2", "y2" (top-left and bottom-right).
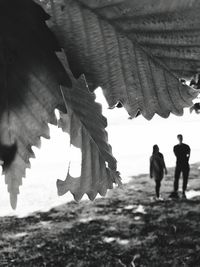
[{"x1": 0, "y1": 88, "x2": 200, "y2": 217}]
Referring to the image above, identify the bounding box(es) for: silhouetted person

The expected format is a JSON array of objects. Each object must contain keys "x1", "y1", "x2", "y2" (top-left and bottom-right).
[
  {"x1": 150, "y1": 145, "x2": 167, "y2": 200},
  {"x1": 171, "y1": 134, "x2": 190, "y2": 199}
]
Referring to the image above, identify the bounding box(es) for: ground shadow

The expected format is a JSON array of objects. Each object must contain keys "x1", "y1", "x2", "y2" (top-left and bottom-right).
[{"x1": 0, "y1": 163, "x2": 200, "y2": 266}]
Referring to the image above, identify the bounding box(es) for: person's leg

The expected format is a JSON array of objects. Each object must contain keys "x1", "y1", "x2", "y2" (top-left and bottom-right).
[
  {"x1": 155, "y1": 180, "x2": 161, "y2": 198},
  {"x1": 182, "y1": 165, "x2": 190, "y2": 194},
  {"x1": 174, "y1": 165, "x2": 181, "y2": 192}
]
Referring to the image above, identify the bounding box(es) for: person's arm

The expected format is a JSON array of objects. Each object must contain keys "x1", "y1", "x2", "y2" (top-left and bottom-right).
[
  {"x1": 163, "y1": 158, "x2": 168, "y2": 175},
  {"x1": 150, "y1": 157, "x2": 153, "y2": 178},
  {"x1": 161, "y1": 154, "x2": 167, "y2": 175},
  {"x1": 173, "y1": 146, "x2": 177, "y2": 157},
  {"x1": 187, "y1": 146, "x2": 191, "y2": 161}
]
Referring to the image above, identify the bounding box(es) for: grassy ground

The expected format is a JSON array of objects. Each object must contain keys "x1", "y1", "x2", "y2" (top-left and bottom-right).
[{"x1": 0, "y1": 164, "x2": 200, "y2": 267}]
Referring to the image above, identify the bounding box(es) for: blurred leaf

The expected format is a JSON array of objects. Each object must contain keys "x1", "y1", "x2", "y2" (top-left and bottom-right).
[
  {"x1": 57, "y1": 73, "x2": 121, "y2": 201},
  {"x1": 50, "y1": 0, "x2": 199, "y2": 119},
  {"x1": 0, "y1": 0, "x2": 71, "y2": 208}
]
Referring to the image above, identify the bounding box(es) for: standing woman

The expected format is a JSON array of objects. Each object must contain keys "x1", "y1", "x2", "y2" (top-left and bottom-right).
[{"x1": 150, "y1": 145, "x2": 167, "y2": 200}]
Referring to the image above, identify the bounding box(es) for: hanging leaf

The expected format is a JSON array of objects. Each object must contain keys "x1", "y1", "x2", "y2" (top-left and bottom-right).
[
  {"x1": 0, "y1": 0, "x2": 71, "y2": 208},
  {"x1": 50, "y1": 0, "x2": 199, "y2": 120},
  {"x1": 57, "y1": 71, "x2": 121, "y2": 201}
]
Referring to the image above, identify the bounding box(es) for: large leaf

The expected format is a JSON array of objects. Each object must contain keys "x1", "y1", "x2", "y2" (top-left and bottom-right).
[
  {"x1": 0, "y1": 0, "x2": 71, "y2": 208},
  {"x1": 50, "y1": 0, "x2": 199, "y2": 120},
  {"x1": 57, "y1": 75, "x2": 121, "y2": 201}
]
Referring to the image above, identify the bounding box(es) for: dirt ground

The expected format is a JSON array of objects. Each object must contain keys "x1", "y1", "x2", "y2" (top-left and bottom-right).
[{"x1": 0, "y1": 163, "x2": 200, "y2": 267}]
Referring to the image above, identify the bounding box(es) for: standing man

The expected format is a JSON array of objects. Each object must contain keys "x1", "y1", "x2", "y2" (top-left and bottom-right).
[{"x1": 171, "y1": 134, "x2": 190, "y2": 199}]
